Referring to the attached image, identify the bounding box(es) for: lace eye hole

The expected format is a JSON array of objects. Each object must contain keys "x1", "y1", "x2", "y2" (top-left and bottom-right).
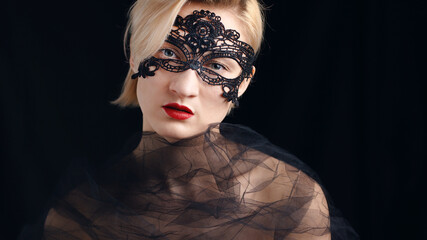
[{"x1": 203, "y1": 58, "x2": 243, "y2": 79}]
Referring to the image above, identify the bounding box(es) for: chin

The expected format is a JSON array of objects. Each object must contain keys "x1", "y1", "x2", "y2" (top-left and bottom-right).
[{"x1": 153, "y1": 123, "x2": 207, "y2": 142}]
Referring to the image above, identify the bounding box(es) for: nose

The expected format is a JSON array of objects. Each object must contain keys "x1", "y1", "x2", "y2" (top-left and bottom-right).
[{"x1": 168, "y1": 69, "x2": 200, "y2": 99}]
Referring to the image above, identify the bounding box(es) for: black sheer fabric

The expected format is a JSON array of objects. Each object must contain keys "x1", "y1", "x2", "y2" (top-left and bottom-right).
[{"x1": 28, "y1": 123, "x2": 358, "y2": 239}]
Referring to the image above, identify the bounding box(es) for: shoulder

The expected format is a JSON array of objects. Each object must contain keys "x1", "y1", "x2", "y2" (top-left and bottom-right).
[
  {"x1": 237, "y1": 153, "x2": 331, "y2": 239},
  {"x1": 43, "y1": 188, "x2": 93, "y2": 239},
  {"x1": 238, "y1": 154, "x2": 327, "y2": 205}
]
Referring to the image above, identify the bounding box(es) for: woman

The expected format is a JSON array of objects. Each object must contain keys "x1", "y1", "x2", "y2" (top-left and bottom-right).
[{"x1": 39, "y1": 0, "x2": 358, "y2": 239}]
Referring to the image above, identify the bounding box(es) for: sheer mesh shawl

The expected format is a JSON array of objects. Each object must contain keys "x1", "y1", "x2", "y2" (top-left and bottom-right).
[{"x1": 41, "y1": 123, "x2": 358, "y2": 240}]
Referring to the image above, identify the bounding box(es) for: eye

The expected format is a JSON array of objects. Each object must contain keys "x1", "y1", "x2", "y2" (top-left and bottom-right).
[
  {"x1": 161, "y1": 49, "x2": 176, "y2": 58},
  {"x1": 206, "y1": 62, "x2": 228, "y2": 72},
  {"x1": 210, "y1": 63, "x2": 224, "y2": 71},
  {"x1": 203, "y1": 58, "x2": 243, "y2": 79}
]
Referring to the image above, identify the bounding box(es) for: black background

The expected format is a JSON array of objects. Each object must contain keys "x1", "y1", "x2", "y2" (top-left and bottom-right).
[{"x1": 2, "y1": 0, "x2": 426, "y2": 239}]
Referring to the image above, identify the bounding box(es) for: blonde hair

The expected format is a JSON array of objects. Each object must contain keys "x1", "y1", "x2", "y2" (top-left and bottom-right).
[{"x1": 112, "y1": 0, "x2": 265, "y2": 107}]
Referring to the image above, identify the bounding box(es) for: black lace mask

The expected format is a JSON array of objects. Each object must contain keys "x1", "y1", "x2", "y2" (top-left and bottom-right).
[{"x1": 131, "y1": 10, "x2": 255, "y2": 106}]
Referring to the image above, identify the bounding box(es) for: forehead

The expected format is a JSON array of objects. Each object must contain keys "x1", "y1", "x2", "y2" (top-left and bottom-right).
[{"x1": 178, "y1": 3, "x2": 249, "y2": 44}]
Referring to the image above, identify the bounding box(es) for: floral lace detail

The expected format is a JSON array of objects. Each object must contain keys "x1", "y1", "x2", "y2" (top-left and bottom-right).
[{"x1": 132, "y1": 10, "x2": 255, "y2": 106}]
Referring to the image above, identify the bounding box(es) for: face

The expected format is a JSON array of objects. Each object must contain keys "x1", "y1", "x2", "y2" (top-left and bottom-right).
[{"x1": 135, "y1": 3, "x2": 254, "y2": 142}]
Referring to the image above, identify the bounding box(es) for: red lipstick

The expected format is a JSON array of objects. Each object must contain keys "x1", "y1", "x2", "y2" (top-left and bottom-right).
[{"x1": 162, "y1": 103, "x2": 194, "y2": 120}]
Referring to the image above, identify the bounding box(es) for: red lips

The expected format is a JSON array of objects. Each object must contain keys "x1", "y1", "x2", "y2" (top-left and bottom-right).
[{"x1": 162, "y1": 103, "x2": 194, "y2": 120}]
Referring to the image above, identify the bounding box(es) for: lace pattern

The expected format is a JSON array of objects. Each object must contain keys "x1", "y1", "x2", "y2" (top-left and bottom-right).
[{"x1": 131, "y1": 10, "x2": 256, "y2": 106}]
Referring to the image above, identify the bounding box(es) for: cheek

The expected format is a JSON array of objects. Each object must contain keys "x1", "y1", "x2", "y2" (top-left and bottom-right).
[
  {"x1": 136, "y1": 75, "x2": 166, "y2": 106},
  {"x1": 136, "y1": 79, "x2": 149, "y2": 107},
  {"x1": 201, "y1": 86, "x2": 231, "y2": 120},
  {"x1": 136, "y1": 79, "x2": 157, "y2": 115}
]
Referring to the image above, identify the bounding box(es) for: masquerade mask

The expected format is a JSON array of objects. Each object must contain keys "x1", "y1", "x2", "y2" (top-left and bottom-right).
[{"x1": 131, "y1": 10, "x2": 255, "y2": 106}]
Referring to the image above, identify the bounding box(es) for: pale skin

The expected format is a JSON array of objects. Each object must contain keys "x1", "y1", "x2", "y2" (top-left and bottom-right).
[
  {"x1": 44, "y1": 3, "x2": 331, "y2": 239},
  {"x1": 130, "y1": 3, "x2": 255, "y2": 143},
  {"x1": 131, "y1": 3, "x2": 331, "y2": 239},
  {"x1": 130, "y1": 3, "x2": 331, "y2": 240}
]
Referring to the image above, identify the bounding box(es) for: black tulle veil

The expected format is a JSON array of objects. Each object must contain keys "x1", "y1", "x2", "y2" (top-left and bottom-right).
[{"x1": 19, "y1": 123, "x2": 358, "y2": 239}]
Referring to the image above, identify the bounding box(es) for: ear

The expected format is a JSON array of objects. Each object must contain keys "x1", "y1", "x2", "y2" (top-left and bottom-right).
[{"x1": 238, "y1": 66, "x2": 256, "y2": 97}]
